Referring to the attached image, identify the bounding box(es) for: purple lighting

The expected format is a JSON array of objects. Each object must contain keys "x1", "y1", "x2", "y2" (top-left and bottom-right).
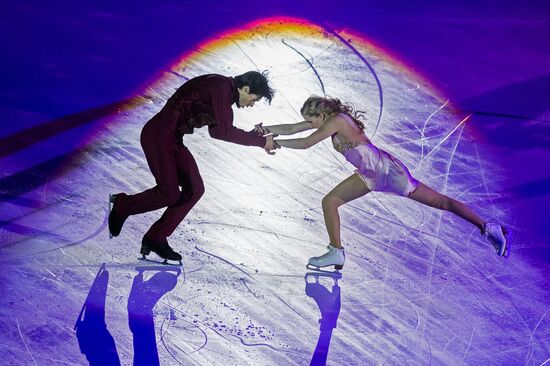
[{"x1": 1, "y1": 1, "x2": 549, "y2": 365}]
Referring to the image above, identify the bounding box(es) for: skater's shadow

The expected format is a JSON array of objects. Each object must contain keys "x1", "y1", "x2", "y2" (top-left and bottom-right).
[
  {"x1": 74, "y1": 263, "x2": 121, "y2": 366},
  {"x1": 128, "y1": 265, "x2": 181, "y2": 366},
  {"x1": 75, "y1": 263, "x2": 182, "y2": 366},
  {"x1": 305, "y1": 271, "x2": 342, "y2": 366}
]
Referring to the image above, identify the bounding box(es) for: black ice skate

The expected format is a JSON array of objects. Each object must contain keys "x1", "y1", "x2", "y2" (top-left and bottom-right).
[
  {"x1": 139, "y1": 236, "x2": 182, "y2": 266},
  {"x1": 108, "y1": 193, "x2": 128, "y2": 239}
]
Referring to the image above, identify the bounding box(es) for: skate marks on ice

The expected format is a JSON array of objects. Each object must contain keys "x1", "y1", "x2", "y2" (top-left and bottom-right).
[
  {"x1": 0, "y1": 98, "x2": 149, "y2": 262},
  {"x1": 281, "y1": 39, "x2": 326, "y2": 96},
  {"x1": 198, "y1": 21, "x2": 548, "y2": 364},
  {"x1": 1, "y1": 19, "x2": 549, "y2": 365},
  {"x1": 326, "y1": 28, "x2": 385, "y2": 138}
]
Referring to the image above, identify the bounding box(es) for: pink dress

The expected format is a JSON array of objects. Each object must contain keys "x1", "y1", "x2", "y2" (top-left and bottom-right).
[{"x1": 332, "y1": 114, "x2": 419, "y2": 196}]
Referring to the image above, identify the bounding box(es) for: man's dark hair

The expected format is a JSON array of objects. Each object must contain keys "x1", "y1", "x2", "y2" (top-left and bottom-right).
[{"x1": 234, "y1": 70, "x2": 275, "y2": 104}]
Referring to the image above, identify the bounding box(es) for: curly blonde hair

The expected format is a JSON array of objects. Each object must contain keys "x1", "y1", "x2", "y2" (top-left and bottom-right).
[{"x1": 300, "y1": 95, "x2": 366, "y2": 130}]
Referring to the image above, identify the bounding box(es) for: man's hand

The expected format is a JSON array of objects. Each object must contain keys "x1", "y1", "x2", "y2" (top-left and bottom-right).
[
  {"x1": 264, "y1": 135, "x2": 280, "y2": 155},
  {"x1": 254, "y1": 123, "x2": 270, "y2": 136}
]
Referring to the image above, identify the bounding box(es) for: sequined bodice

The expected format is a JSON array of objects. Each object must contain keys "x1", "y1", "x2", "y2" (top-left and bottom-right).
[
  {"x1": 332, "y1": 139, "x2": 362, "y2": 154},
  {"x1": 331, "y1": 113, "x2": 369, "y2": 154}
]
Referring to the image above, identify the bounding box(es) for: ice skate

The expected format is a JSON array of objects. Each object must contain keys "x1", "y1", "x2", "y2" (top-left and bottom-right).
[
  {"x1": 108, "y1": 193, "x2": 129, "y2": 239},
  {"x1": 307, "y1": 244, "x2": 345, "y2": 272},
  {"x1": 482, "y1": 223, "x2": 510, "y2": 257},
  {"x1": 139, "y1": 236, "x2": 183, "y2": 266}
]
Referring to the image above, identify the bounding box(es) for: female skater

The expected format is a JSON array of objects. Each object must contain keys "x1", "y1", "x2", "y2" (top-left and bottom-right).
[{"x1": 257, "y1": 96, "x2": 509, "y2": 270}]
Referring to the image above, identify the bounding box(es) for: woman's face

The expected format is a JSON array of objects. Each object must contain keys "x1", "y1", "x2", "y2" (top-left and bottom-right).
[{"x1": 302, "y1": 112, "x2": 325, "y2": 129}]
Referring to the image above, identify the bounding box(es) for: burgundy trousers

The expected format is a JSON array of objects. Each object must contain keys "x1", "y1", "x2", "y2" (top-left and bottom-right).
[{"x1": 117, "y1": 108, "x2": 205, "y2": 242}]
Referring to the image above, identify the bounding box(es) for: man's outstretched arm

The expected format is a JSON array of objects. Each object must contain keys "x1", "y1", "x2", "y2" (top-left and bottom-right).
[{"x1": 208, "y1": 87, "x2": 266, "y2": 148}]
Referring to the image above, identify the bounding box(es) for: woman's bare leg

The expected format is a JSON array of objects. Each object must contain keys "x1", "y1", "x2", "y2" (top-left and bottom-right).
[
  {"x1": 322, "y1": 174, "x2": 372, "y2": 248},
  {"x1": 407, "y1": 182, "x2": 484, "y2": 229}
]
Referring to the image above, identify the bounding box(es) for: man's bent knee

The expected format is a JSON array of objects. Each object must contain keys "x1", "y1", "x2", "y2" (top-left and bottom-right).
[
  {"x1": 160, "y1": 188, "x2": 181, "y2": 207},
  {"x1": 179, "y1": 182, "x2": 205, "y2": 205}
]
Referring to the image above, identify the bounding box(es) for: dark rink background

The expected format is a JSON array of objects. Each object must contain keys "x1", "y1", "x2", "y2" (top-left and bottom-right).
[{"x1": 1, "y1": 1, "x2": 549, "y2": 365}]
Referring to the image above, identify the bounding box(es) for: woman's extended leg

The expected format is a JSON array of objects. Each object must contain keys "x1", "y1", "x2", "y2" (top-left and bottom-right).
[
  {"x1": 407, "y1": 182, "x2": 484, "y2": 229},
  {"x1": 407, "y1": 182, "x2": 509, "y2": 256},
  {"x1": 308, "y1": 173, "x2": 371, "y2": 270},
  {"x1": 322, "y1": 173, "x2": 372, "y2": 248}
]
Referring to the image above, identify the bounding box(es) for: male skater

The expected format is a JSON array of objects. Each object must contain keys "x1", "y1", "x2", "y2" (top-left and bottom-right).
[{"x1": 108, "y1": 71, "x2": 277, "y2": 262}]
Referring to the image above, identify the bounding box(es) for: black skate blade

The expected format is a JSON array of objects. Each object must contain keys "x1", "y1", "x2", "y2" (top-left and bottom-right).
[
  {"x1": 139, "y1": 255, "x2": 182, "y2": 266},
  {"x1": 306, "y1": 263, "x2": 343, "y2": 274}
]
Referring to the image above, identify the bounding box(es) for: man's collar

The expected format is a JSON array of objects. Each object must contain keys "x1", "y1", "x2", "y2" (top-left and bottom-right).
[{"x1": 230, "y1": 77, "x2": 239, "y2": 106}]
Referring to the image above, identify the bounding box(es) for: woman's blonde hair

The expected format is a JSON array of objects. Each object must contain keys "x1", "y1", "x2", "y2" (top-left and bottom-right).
[{"x1": 300, "y1": 95, "x2": 366, "y2": 130}]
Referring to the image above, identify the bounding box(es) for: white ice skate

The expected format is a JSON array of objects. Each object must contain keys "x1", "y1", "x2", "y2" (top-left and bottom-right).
[
  {"x1": 307, "y1": 244, "x2": 345, "y2": 272},
  {"x1": 482, "y1": 223, "x2": 510, "y2": 257}
]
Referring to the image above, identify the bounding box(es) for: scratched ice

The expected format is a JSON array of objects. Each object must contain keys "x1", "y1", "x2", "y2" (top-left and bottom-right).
[{"x1": 0, "y1": 20, "x2": 548, "y2": 365}]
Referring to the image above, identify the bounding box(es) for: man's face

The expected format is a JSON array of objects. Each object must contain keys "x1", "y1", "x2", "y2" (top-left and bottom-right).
[{"x1": 237, "y1": 86, "x2": 261, "y2": 108}]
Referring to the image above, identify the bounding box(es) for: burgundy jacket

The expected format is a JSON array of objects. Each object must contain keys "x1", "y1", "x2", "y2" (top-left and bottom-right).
[{"x1": 165, "y1": 74, "x2": 266, "y2": 148}]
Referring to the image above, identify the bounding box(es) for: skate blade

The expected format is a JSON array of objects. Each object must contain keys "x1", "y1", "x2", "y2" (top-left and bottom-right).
[
  {"x1": 108, "y1": 194, "x2": 113, "y2": 239},
  {"x1": 305, "y1": 271, "x2": 342, "y2": 281},
  {"x1": 306, "y1": 263, "x2": 343, "y2": 274},
  {"x1": 139, "y1": 255, "x2": 182, "y2": 266}
]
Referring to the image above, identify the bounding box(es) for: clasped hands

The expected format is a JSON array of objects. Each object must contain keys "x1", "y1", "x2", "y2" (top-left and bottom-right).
[{"x1": 255, "y1": 123, "x2": 280, "y2": 155}]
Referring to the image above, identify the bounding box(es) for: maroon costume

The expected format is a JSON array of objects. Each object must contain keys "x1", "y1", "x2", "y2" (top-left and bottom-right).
[{"x1": 114, "y1": 74, "x2": 266, "y2": 243}]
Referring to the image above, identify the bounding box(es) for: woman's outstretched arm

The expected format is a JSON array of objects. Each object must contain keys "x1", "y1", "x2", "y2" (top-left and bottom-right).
[
  {"x1": 275, "y1": 118, "x2": 340, "y2": 149},
  {"x1": 255, "y1": 121, "x2": 313, "y2": 136}
]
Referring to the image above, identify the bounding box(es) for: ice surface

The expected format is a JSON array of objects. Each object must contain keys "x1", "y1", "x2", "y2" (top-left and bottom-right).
[{"x1": 0, "y1": 18, "x2": 548, "y2": 366}]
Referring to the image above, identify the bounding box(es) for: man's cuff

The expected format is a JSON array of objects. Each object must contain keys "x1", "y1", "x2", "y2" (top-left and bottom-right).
[{"x1": 256, "y1": 136, "x2": 267, "y2": 148}]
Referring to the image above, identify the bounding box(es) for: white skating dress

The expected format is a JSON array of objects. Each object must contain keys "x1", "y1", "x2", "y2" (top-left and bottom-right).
[{"x1": 333, "y1": 114, "x2": 419, "y2": 197}]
